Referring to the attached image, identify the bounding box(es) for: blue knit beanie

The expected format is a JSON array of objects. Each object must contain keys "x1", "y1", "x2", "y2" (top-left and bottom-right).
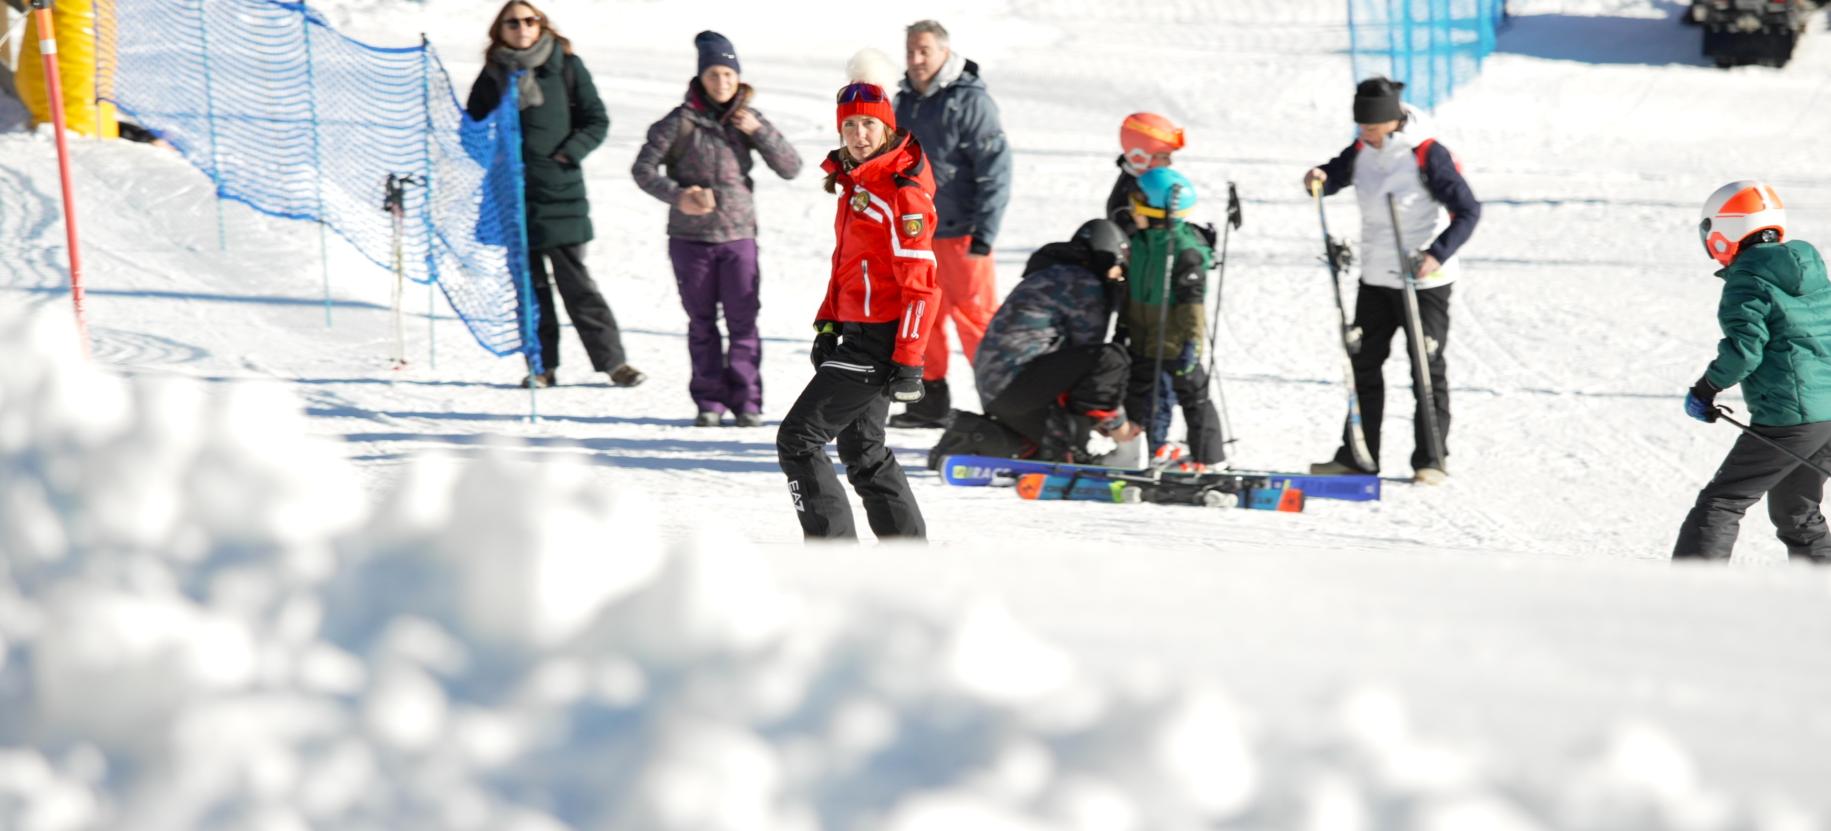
[{"x1": 695, "y1": 31, "x2": 740, "y2": 75}]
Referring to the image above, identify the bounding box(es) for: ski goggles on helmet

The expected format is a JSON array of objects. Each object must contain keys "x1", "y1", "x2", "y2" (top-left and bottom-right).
[
  {"x1": 1121, "y1": 148, "x2": 1175, "y2": 177},
  {"x1": 836, "y1": 83, "x2": 889, "y2": 104},
  {"x1": 1698, "y1": 218, "x2": 1713, "y2": 258}
]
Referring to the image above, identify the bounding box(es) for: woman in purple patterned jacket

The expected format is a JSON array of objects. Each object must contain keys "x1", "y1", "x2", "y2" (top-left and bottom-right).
[{"x1": 632, "y1": 31, "x2": 803, "y2": 427}]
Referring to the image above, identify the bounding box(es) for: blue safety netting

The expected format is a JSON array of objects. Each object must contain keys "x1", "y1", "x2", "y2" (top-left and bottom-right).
[
  {"x1": 1348, "y1": 0, "x2": 1507, "y2": 112},
  {"x1": 95, "y1": 0, "x2": 537, "y2": 368}
]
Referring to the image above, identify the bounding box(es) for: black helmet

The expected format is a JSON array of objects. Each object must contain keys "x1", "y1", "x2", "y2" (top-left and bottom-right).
[{"x1": 1071, "y1": 219, "x2": 1129, "y2": 275}]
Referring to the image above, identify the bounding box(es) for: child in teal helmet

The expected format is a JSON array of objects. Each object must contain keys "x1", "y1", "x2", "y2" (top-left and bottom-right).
[{"x1": 1122, "y1": 168, "x2": 1226, "y2": 468}]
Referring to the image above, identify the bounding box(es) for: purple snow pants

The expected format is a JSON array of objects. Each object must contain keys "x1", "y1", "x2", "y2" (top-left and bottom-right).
[{"x1": 668, "y1": 237, "x2": 762, "y2": 415}]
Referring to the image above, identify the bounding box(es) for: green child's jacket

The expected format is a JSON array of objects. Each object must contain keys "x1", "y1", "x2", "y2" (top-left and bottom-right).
[
  {"x1": 1125, "y1": 221, "x2": 1214, "y2": 362},
  {"x1": 1704, "y1": 240, "x2": 1831, "y2": 427}
]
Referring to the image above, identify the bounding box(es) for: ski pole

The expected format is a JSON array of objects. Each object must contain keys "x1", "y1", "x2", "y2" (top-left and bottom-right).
[
  {"x1": 1147, "y1": 184, "x2": 1180, "y2": 456},
  {"x1": 1712, "y1": 405, "x2": 1831, "y2": 479},
  {"x1": 384, "y1": 173, "x2": 421, "y2": 370},
  {"x1": 1205, "y1": 182, "x2": 1242, "y2": 449}
]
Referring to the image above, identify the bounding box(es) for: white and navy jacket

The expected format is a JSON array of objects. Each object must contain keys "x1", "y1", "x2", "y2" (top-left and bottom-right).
[{"x1": 1316, "y1": 106, "x2": 1481, "y2": 290}]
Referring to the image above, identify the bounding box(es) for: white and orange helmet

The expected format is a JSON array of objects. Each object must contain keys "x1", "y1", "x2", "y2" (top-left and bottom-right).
[{"x1": 1699, "y1": 180, "x2": 1786, "y2": 266}]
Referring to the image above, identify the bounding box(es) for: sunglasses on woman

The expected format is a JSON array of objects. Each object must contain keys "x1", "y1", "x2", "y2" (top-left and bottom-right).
[
  {"x1": 836, "y1": 83, "x2": 887, "y2": 104},
  {"x1": 502, "y1": 15, "x2": 541, "y2": 29}
]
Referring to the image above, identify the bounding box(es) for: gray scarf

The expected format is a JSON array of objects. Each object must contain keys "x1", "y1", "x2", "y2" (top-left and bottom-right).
[{"x1": 487, "y1": 31, "x2": 556, "y2": 110}]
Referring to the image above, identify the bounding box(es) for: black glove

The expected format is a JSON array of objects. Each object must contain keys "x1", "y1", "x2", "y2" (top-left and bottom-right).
[
  {"x1": 969, "y1": 236, "x2": 993, "y2": 257},
  {"x1": 889, "y1": 363, "x2": 925, "y2": 403},
  {"x1": 810, "y1": 322, "x2": 838, "y2": 369},
  {"x1": 1192, "y1": 222, "x2": 1220, "y2": 248}
]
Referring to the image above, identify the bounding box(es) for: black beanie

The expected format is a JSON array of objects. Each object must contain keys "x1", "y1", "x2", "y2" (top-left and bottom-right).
[
  {"x1": 695, "y1": 30, "x2": 740, "y2": 75},
  {"x1": 1353, "y1": 77, "x2": 1405, "y2": 124}
]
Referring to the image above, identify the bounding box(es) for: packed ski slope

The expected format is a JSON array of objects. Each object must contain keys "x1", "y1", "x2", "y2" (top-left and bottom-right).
[{"x1": 4, "y1": 0, "x2": 1831, "y2": 827}]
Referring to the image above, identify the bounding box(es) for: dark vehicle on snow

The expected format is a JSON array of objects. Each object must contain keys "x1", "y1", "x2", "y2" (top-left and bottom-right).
[{"x1": 1686, "y1": 0, "x2": 1820, "y2": 67}]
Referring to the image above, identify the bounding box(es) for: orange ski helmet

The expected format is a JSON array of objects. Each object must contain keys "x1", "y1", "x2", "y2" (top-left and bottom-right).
[
  {"x1": 1120, "y1": 112, "x2": 1184, "y2": 176},
  {"x1": 1699, "y1": 180, "x2": 1786, "y2": 266}
]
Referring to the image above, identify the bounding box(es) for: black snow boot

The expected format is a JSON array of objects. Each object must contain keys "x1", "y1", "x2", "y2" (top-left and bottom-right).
[{"x1": 889, "y1": 379, "x2": 952, "y2": 429}]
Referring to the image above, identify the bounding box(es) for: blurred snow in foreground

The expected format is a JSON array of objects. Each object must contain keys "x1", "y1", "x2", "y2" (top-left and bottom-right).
[{"x1": 0, "y1": 307, "x2": 1812, "y2": 830}]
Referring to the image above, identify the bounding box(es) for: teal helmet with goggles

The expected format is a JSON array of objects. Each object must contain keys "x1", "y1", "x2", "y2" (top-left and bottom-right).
[{"x1": 1131, "y1": 168, "x2": 1198, "y2": 220}]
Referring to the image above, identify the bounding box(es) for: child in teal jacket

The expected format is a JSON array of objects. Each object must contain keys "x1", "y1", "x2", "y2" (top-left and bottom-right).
[{"x1": 1676, "y1": 181, "x2": 1831, "y2": 563}]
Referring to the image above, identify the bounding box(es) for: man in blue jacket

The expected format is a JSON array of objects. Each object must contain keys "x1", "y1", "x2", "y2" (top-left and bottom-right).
[{"x1": 890, "y1": 19, "x2": 1015, "y2": 428}]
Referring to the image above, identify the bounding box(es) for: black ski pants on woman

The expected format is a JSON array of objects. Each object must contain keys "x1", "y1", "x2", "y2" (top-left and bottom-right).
[
  {"x1": 1333, "y1": 283, "x2": 1451, "y2": 473},
  {"x1": 1674, "y1": 420, "x2": 1831, "y2": 562},
  {"x1": 528, "y1": 245, "x2": 627, "y2": 374},
  {"x1": 776, "y1": 322, "x2": 926, "y2": 541}
]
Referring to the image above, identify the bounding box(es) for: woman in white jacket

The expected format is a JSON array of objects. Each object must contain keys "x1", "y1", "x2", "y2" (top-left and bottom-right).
[{"x1": 1302, "y1": 77, "x2": 1481, "y2": 485}]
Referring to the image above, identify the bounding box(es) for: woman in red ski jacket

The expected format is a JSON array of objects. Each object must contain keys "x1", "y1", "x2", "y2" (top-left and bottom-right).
[{"x1": 775, "y1": 48, "x2": 940, "y2": 541}]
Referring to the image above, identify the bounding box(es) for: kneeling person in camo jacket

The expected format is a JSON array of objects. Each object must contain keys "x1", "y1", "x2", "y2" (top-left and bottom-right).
[{"x1": 972, "y1": 220, "x2": 1141, "y2": 462}]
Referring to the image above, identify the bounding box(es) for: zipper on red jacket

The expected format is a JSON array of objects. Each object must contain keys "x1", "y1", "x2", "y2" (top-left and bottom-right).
[{"x1": 862, "y1": 259, "x2": 872, "y2": 316}]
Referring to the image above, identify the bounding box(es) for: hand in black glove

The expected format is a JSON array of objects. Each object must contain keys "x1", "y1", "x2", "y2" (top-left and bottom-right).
[
  {"x1": 969, "y1": 236, "x2": 993, "y2": 257},
  {"x1": 809, "y1": 322, "x2": 838, "y2": 369},
  {"x1": 889, "y1": 363, "x2": 925, "y2": 403},
  {"x1": 1192, "y1": 222, "x2": 1220, "y2": 249}
]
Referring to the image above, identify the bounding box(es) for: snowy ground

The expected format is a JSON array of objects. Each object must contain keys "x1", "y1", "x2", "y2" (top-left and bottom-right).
[{"x1": 4, "y1": 0, "x2": 1831, "y2": 827}]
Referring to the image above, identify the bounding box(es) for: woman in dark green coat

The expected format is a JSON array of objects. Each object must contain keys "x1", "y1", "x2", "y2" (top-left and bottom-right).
[{"x1": 467, "y1": 1, "x2": 644, "y2": 388}]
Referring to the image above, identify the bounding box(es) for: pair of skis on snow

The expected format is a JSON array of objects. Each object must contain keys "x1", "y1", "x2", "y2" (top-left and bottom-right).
[
  {"x1": 1311, "y1": 184, "x2": 1447, "y2": 473},
  {"x1": 937, "y1": 454, "x2": 1384, "y2": 514}
]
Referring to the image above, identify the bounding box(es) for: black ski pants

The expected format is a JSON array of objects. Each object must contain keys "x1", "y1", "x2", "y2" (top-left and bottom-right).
[
  {"x1": 527, "y1": 245, "x2": 627, "y2": 374},
  {"x1": 776, "y1": 322, "x2": 925, "y2": 541},
  {"x1": 985, "y1": 343, "x2": 1131, "y2": 457},
  {"x1": 1124, "y1": 349, "x2": 1226, "y2": 465},
  {"x1": 1674, "y1": 420, "x2": 1831, "y2": 562},
  {"x1": 1333, "y1": 283, "x2": 1451, "y2": 473}
]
